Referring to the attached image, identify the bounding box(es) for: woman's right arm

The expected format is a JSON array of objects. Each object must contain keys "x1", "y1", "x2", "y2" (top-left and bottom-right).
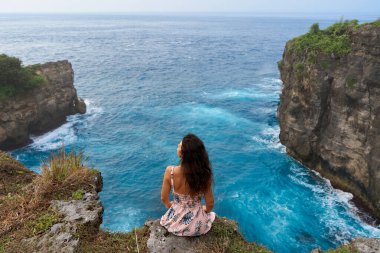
[
  {"x1": 203, "y1": 178, "x2": 214, "y2": 213},
  {"x1": 161, "y1": 166, "x2": 172, "y2": 209}
]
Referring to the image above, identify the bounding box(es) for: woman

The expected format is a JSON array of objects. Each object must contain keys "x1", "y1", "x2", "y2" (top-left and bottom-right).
[{"x1": 160, "y1": 133, "x2": 216, "y2": 236}]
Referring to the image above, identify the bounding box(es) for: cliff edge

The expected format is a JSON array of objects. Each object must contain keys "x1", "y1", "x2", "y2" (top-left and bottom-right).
[
  {"x1": 0, "y1": 150, "x2": 378, "y2": 252},
  {"x1": 0, "y1": 59, "x2": 86, "y2": 150},
  {"x1": 0, "y1": 150, "x2": 272, "y2": 253},
  {"x1": 277, "y1": 19, "x2": 380, "y2": 220}
]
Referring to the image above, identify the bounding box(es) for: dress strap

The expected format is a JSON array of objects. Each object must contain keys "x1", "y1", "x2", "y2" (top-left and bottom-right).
[{"x1": 170, "y1": 166, "x2": 175, "y2": 192}]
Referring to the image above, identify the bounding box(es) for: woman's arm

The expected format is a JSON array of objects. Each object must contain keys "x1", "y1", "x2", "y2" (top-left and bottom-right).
[
  {"x1": 203, "y1": 178, "x2": 214, "y2": 213},
  {"x1": 161, "y1": 166, "x2": 172, "y2": 209}
]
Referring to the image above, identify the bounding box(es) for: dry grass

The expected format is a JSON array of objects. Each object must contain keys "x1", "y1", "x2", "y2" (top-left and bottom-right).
[
  {"x1": 0, "y1": 151, "x2": 35, "y2": 196},
  {"x1": 195, "y1": 217, "x2": 272, "y2": 253},
  {"x1": 79, "y1": 227, "x2": 150, "y2": 253},
  {"x1": 0, "y1": 148, "x2": 100, "y2": 252},
  {"x1": 1, "y1": 149, "x2": 273, "y2": 253},
  {"x1": 33, "y1": 147, "x2": 98, "y2": 201},
  {"x1": 324, "y1": 244, "x2": 360, "y2": 253}
]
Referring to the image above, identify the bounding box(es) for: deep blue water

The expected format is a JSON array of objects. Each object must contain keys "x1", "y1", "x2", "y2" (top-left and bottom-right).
[{"x1": 1, "y1": 14, "x2": 380, "y2": 253}]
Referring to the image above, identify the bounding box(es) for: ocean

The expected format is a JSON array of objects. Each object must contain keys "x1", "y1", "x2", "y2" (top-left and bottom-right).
[{"x1": 1, "y1": 13, "x2": 379, "y2": 253}]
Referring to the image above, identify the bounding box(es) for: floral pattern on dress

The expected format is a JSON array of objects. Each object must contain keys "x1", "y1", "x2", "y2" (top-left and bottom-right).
[
  {"x1": 174, "y1": 194, "x2": 181, "y2": 204},
  {"x1": 180, "y1": 211, "x2": 194, "y2": 225},
  {"x1": 167, "y1": 207, "x2": 175, "y2": 221}
]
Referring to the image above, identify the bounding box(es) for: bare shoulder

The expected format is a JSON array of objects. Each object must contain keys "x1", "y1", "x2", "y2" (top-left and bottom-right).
[{"x1": 165, "y1": 165, "x2": 174, "y2": 174}]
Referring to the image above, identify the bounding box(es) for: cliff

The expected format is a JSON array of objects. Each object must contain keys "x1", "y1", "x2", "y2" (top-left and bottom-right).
[
  {"x1": 277, "y1": 20, "x2": 380, "y2": 220},
  {"x1": 0, "y1": 60, "x2": 86, "y2": 151},
  {"x1": 0, "y1": 150, "x2": 272, "y2": 253}
]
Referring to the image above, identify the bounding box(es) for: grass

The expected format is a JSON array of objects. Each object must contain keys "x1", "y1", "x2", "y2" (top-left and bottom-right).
[
  {"x1": 0, "y1": 148, "x2": 101, "y2": 252},
  {"x1": 39, "y1": 147, "x2": 85, "y2": 182},
  {"x1": 27, "y1": 211, "x2": 59, "y2": 236},
  {"x1": 79, "y1": 227, "x2": 150, "y2": 253},
  {"x1": 288, "y1": 19, "x2": 359, "y2": 58},
  {"x1": 323, "y1": 244, "x2": 360, "y2": 253},
  {"x1": 280, "y1": 18, "x2": 380, "y2": 88},
  {"x1": 79, "y1": 217, "x2": 273, "y2": 253},
  {"x1": 288, "y1": 18, "x2": 380, "y2": 61},
  {"x1": 359, "y1": 18, "x2": 380, "y2": 27},
  {"x1": 1, "y1": 149, "x2": 274, "y2": 253},
  {"x1": 0, "y1": 151, "x2": 35, "y2": 197},
  {"x1": 34, "y1": 146, "x2": 98, "y2": 200},
  {"x1": 72, "y1": 189, "x2": 85, "y2": 200},
  {"x1": 195, "y1": 217, "x2": 272, "y2": 253}
]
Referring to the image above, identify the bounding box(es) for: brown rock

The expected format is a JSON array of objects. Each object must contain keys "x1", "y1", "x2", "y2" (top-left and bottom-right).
[
  {"x1": 277, "y1": 23, "x2": 380, "y2": 220},
  {"x1": 0, "y1": 60, "x2": 86, "y2": 150}
]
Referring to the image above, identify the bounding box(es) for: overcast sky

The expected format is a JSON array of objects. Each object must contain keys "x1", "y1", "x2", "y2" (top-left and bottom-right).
[{"x1": 0, "y1": 0, "x2": 379, "y2": 14}]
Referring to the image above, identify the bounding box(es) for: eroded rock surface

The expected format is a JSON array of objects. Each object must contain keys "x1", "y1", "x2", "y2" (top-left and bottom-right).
[
  {"x1": 310, "y1": 237, "x2": 380, "y2": 253},
  {"x1": 0, "y1": 60, "x2": 86, "y2": 150},
  {"x1": 146, "y1": 220, "x2": 198, "y2": 253},
  {"x1": 22, "y1": 178, "x2": 103, "y2": 253},
  {"x1": 277, "y1": 23, "x2": 380, "y2": 219}
]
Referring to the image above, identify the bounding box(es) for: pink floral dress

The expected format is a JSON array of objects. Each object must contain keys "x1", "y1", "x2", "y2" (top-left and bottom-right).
[{"x1": 160, "y1": 166, "x2": 216, "y2": 236}]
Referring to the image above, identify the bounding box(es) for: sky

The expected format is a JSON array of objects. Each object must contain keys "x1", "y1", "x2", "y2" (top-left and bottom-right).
[{"x1": 0, "y1": 0, "x2": 379, "y2": 14}]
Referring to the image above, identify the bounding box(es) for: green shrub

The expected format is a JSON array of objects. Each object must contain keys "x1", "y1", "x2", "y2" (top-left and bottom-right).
[
  {"x1": 288, "y1": 19, "x2": 360, "y2": 57},
  {"x1": 324, "y1": 19, "x2": 359, "y2": 36},
  {"x1": 0, "y1": 54, "x2": 45, "y2": 99},
  {"x1": 72, "y1": 189, "x2": 85, "y2": 200},
  {"x1": 358, "y1": 18, "x2": 380, "y2": 27},
  {"x1": 28, "y1": 211, "x2": 58, "y2": 235},
  {"x1": 309, "y1": 23, "x2": 320, "y2": 34}
]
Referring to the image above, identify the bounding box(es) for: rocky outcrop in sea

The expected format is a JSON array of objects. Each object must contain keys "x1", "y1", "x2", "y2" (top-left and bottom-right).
[
  {"x1": 277, "y1": 20, "x2": 380, "y2": 220},
  {"x1": 0, "y1": 60, "x2": 86, "y2": 150}
]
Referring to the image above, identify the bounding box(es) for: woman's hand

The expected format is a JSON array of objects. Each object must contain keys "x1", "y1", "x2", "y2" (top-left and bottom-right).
[
  {"x1": 202, "y1": 205, "x2": 209, "y2": 213},
  {"x1": 166, "y1": 201, "x2": 173, "y2": 209}
]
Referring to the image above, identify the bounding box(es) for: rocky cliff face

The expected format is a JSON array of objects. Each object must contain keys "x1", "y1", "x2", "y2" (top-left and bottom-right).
[
  {"x1": 0, "y1": 60, "x2": 86, "y2": 150},
  {"x1": 277, "y1": 21, "x2": 380, "y2": 220}
]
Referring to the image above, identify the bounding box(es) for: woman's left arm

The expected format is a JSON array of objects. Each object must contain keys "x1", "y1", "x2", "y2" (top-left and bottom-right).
[{"x1": 161, "y1": 166, "x2": 172, "y2": 209}]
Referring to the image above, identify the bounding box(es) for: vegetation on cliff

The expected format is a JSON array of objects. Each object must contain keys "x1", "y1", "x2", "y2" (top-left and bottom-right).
[
  {"x1": 0, "y1": 148, "x2": 98, "y2": 252},
  {"x1": 0, "y1": 54, "x2": 46, "y2": 99},
  {"x1": 0, "y1": 149, "x2": 371, "y2": 252},
  {"x1": 278, "y1": 18, "x2": 380, "y2": 71},
  {"x1": 0, "y1": 149, "x2": 272, "y2": 253}
]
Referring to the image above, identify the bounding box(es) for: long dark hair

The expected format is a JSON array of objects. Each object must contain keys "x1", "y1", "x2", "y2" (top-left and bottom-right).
[{"x1": 180, "y1": 133, "x2": 212, "y2": 196}]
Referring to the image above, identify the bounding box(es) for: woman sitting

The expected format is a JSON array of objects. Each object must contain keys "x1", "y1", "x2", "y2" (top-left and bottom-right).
[{"x1": 160, "y1": 133, "x2": 216, "y2": 236}]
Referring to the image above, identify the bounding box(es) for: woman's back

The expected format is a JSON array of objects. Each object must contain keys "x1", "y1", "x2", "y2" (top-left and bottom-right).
[
  {"x1": 171, "y1": 166, "x2": 195, "y2": 195},
  {"x1": 160, "y1": 166, "x2": 215, "y2": 236}
]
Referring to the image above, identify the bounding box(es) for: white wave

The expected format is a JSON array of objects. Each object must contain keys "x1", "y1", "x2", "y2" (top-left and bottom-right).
[
  {"x1": 289, "y1": 163, "x2": 380, "y2": 239},
  {"x1": 29, "y1": 99, "x2": 103, "y2": 151},
  {"x1": 30, "y1": 121, "x2": 77, "y2": 151},
  {"x1": 262, "y1": 77, "x2": 283, "y2": 85},
  {"x1": 82, "y1": 99, "x2": 104, "y2": 123},
  {"x1": 251, "y1": 126, "x2": 285, "y2": 152},
  {"x1": 182, "y1": 103, "x2": 252, "y2": 126},
  {"x1": 210, "y1": 89, "x2": 270, "y2": 100},
  {"x1": 255, "y1": 107, "x2": 275, "y2": 114}
]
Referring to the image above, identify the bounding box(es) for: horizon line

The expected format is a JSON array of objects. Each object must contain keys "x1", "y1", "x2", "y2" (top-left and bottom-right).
[{"x1": 0, "y1": 11, "x2": 379, "y2": 14}]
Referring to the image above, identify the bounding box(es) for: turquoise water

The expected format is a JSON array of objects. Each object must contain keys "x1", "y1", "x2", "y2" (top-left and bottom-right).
[{"x1": 2, "y1": 14, "x2": 380, "y2": 253}]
